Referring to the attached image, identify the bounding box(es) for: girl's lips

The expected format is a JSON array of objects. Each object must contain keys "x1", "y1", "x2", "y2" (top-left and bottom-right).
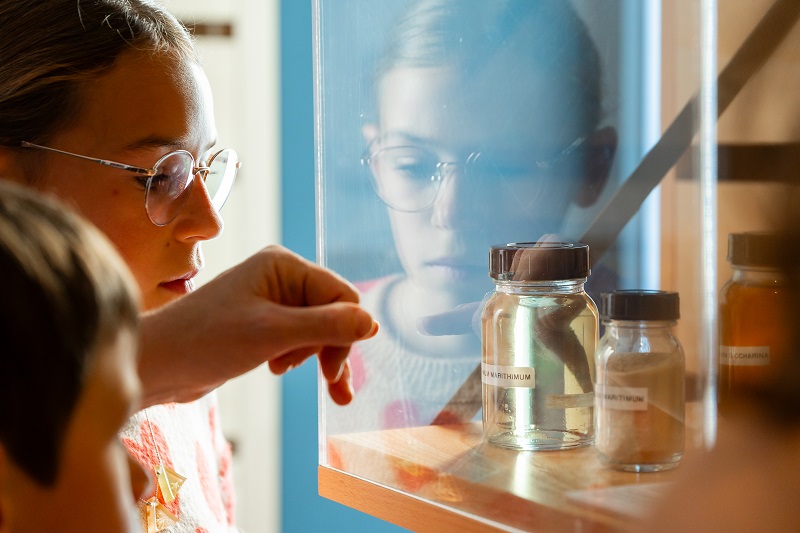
[
  {"x1": 426, "y1": 261, "x2": 486, "y2": 280},
  {"x1": 159, "y1": 276, "x2": 196, "y2": 295},
  {"x1": 428, "y1": 257, "x2": 485, "y2": 271}
]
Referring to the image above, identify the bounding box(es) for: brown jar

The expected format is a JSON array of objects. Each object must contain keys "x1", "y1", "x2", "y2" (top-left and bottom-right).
[{"x1": 719, "y1": 232, "x2": 789, "y2": 415}]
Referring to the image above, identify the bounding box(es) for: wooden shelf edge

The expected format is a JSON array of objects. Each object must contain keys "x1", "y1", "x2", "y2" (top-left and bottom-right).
[{"x1": 318, "y1": 465, "x2": 509, "y2": 533}]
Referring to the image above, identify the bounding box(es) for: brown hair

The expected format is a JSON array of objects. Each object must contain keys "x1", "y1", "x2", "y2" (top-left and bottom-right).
[
  {"x1": 0, "y1": 180, "x2": 140, "y2": 485},
  {"x1": 0, "y1": 0, "x2": 197, "y2": 150}
]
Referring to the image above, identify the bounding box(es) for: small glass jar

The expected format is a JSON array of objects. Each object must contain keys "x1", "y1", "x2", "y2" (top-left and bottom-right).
[
  {"x1": 595, "y1": 290, "x2": 685, "y2": 472},
  {"x1": 719, "y1": 232, "x2": 788, "y2": 415},
  {"x1": 481, "y1": 242, "x2": 597, "y2": 451}
]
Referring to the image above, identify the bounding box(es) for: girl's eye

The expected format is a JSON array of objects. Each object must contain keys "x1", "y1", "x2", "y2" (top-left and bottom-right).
[
  {"x1": 382, "y1": 149, "x2": 438, "y2": 182},
  {"x1": 147, "y1": 173, "x2": 173, "y2": 193},
  {"x1": 394, "y1": 161, "x2": 435, "y2": 181},
  {"x1": 479, "y1": 161, "x2": 534, "y2": 180}
]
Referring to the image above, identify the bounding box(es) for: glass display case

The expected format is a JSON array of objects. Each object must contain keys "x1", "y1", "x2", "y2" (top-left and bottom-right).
[{"x1": 313, "y1": 0, "x2": 800, "y2": 530}]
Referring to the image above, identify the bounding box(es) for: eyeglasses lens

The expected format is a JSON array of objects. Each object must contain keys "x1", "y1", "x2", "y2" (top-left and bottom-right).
[
  {"x1": 368, "y1": 144, "x2": 566, "y2": 213},
  {"x1": 369, "y1": 146, "x2": 440, "y2": 212},
  {"x1": 145, "y1": 152, "x2": 194, "y2": 226},
  {"x1": 207, "y1": 148, "x2": 238, "y2": 211}
]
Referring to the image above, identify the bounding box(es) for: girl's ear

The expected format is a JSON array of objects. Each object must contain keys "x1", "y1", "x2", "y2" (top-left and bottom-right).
[{"x1": 573, "y1": 126, "x2": 617, "y2": 208}]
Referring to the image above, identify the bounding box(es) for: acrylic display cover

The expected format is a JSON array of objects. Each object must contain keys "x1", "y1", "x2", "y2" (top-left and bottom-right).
[{"x1": 313, "y1": 0, "x2": 726, "y2": 529}]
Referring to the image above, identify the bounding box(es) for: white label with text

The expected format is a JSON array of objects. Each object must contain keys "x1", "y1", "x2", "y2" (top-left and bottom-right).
[
  {"x1": 720, "y1": 346, "x2": 770, "y2": 366},
  {"x1": 481, "y1": 363, "x2": 536, "y2": 388},
  {"x1": 596, "y1": 385, "x2": 648, "y2": 411}
]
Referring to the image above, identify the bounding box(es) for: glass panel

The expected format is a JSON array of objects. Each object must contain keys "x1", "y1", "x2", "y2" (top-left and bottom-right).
[{"x1": 314, "y1": 0, "x2": 724, "y2": 529}]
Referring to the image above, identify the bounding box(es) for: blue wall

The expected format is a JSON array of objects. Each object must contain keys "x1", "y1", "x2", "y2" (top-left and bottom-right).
[{"x1": 279, "y1": 2, "x2": 403, "y2": 531}]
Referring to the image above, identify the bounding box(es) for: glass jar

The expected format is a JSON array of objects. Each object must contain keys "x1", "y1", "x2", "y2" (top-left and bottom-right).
[
  {"x1": 595, "y1": 290, "x2": 685, "y2": 472},
  {"x1": 719, "y1": 232, "x2": 788, "y2": 415},
  {"x1": 481, "y1": 242, "x2": 597, "y2": 451}
]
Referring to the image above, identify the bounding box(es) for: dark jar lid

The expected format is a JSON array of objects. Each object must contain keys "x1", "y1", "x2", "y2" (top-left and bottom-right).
[
  {"x1": 489, "y1": 242, "x2": 590, "y2": 281},
  {"x1": 600, "y1": 290, "x2": 680, "y2": 321},
  {"x1": 728, "y1": 232, "x2": 785, "y2": 268}
]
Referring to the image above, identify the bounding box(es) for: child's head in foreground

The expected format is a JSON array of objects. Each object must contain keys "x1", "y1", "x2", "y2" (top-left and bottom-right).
[{"x1": 0, "y1": 181, "x2": 147, "y2": 532}]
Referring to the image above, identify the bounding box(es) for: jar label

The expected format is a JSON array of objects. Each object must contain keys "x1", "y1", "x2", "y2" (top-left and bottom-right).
[
  {"x1": 720, "y1": 345, "x2": 770, "y2": 366},
  {"x1": 596, "y1": 385, "x2": 648, "y2": 411},
  {"x1": 481, "y1": 363, "x2": 536, "y2": 388}
]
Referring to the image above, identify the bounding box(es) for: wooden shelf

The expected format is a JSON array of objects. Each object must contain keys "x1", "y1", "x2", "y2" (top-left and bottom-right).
[
  {"x1": 321, "y1": 422, "x2": 690, "y2": 532},
  {"x1": 319, "y1": 466, "x2": 508, "y2": 533}
]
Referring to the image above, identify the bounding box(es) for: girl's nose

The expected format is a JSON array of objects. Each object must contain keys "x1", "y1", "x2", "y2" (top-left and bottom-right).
[
  {"x1": 430, "y1": 156, "x2": 483, "y2": 229},
  {"x1": 171, "y1": 173, "x2": 224, "y2": 241}
]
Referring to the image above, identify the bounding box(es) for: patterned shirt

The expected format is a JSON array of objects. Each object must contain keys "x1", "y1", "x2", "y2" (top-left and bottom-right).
[{"x1": 121, "y1": 391, "x2": 237, "y2": 533}]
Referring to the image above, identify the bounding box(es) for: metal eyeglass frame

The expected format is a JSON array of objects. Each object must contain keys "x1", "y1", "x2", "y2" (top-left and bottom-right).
[
  {"x1": 361, "y1": 135, "x2": 586, "y2": 213},
  {"x1": 19, "y1": 141, "x2": 240, "y2": 226}
]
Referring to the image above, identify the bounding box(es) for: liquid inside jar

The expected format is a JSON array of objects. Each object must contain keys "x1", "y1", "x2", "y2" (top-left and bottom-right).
[
  {"x1": 719, "y1": 272, "x2": 788, "y2": 415},
  {"x1": 595, "y1": 351, "x2": 684, "y2": 471},
  {"x1": 482, "y1": 291, "x2": 597, "y2": 451}
]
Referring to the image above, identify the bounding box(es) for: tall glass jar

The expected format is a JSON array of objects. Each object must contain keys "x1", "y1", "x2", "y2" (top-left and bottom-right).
[
  {"x1": 719, "y1": 232, "x2": 788, "y2": 415},
  {"x1": 481, "y1": 242, "x2": 597, "y2": 451},
  {"x1": 595, "y1": 290, "x2": 685, "y2": 472}
]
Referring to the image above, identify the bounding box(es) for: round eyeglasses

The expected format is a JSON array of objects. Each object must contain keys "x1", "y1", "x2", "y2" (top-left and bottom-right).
[
  {"x1": 20, "y1": 141, "x2": 241, "y2": 226},
  {"x1": 361, "y1": 137, "x2": 584, "y2": 213}
]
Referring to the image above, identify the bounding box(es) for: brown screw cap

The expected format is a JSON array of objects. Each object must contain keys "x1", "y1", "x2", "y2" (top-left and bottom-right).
[{"x1": 489, "y1": 242, "x2": 590, "y2": 281}]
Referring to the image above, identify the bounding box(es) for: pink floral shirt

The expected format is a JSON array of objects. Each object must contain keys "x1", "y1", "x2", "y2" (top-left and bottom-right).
[{"x1": 121, "y1": 391, "x2": 237, "y2": 532}]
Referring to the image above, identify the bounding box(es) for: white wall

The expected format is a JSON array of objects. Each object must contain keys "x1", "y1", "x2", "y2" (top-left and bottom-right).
[{"x1": 159, "y1": 1, "x2": 281, "y2": 531}]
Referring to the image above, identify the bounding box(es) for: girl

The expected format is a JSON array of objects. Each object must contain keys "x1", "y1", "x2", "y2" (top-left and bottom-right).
[{"x1": 0, "y1": 1, "x2": 377, "y2": 530}]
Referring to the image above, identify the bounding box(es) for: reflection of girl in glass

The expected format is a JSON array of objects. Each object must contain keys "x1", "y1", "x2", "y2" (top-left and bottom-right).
[{"x1": 330, "y1": 0, "x2": 618, "y2": 433}]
